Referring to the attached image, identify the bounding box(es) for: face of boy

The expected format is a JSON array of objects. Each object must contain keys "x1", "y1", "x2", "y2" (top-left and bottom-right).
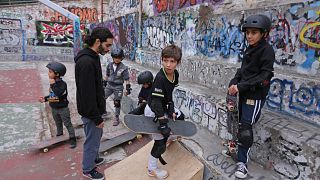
[
  {"x1": 113, "y1": 57, "x2": 122, "y2": 64},
  {"x1": 245, "y1": 27, "x2": 264, "y2": 46},
  {"x1": 98, "y1": 38, "x2": 113, "y2": 55},
  {"x1": 162, "y1": 57, "x2": 177, "y2": 75},
  {"x1": 48, "y1": 69, "x2": 56, "y2": 79}
]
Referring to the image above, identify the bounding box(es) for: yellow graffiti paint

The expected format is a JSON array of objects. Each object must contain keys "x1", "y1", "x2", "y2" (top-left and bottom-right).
[{"x1": 299, "y1": 22, "x2": 320, "y2": 49}]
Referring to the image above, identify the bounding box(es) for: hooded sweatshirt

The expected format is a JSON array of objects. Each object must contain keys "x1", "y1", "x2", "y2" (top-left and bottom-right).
[{"x1": 74, "y1": 48, "x2": 106, "y2": 125}]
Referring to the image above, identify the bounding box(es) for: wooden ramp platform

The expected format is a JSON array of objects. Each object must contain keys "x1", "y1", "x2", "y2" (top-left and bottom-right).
[{"x1": 104, "y1": 141, "x2": 204, "y2": 180}]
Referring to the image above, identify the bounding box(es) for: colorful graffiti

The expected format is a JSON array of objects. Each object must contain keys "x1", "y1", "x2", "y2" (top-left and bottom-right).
[
  {"x1": 91, "y1": 13, "x2": 138, "y2": 61},
  {"x1": 152, "y1": 0, "x2": 223, "y2": 15},
  {"x1": 36, "y1": 21, "x2": 87, "y2": 47},
  {"x1": 50, "y1": 6, "x2": 98, "y2": 23},
  {"x1": 143, "y1": 1, "x2": 320, "y2": 74}
]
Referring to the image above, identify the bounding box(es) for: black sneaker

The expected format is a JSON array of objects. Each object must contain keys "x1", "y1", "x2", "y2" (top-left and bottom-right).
[
  {"x1": 69, "y1": 137, "x2": 77, "y2": 149},
  {"x1": 95, "y1": 157, "x2": 105, "y2": 166},
  {"x1": 83, "y1": 168, "x2": 104, "y2": 180},
  {"x1": 235, "y1": 162, "x2": 248, "y2": 179}
]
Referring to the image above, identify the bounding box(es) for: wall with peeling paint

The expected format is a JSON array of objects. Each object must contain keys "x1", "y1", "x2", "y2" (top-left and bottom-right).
[
  {"x1": 0, "y1": 0, "x2": 100, "y2": 61},
  {"x1": 103, "y1": 0, "x2": 320, "y2": 178},
  {"x1": 0, "y1": 0, "x2": 319, "y2": 178}
]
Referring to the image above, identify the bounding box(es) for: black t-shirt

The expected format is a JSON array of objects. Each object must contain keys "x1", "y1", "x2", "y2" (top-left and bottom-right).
[{"x1": 148, "y1": 68, "x2": 179, "y2": 117}]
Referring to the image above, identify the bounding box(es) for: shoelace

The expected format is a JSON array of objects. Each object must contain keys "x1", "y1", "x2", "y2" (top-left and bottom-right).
[{"x1": 237, "y1": 163, "x2": 247, "y2": 172}]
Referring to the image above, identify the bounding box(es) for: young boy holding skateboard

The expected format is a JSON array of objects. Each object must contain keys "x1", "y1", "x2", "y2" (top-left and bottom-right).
[
  {"x1": 144, "y1": 45, "x2": 182, "y2": 179},
  {"x1": 227, "y1": 14, "x2": 275, "y2": 179},
  {"x1": 39, "y1": 62, "x2": 77, "y2": 149}
]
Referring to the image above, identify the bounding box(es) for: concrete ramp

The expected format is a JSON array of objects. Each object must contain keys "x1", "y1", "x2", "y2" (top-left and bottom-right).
[{"x1": 104, "y1": 141, "x2": 204, "y2": 180}]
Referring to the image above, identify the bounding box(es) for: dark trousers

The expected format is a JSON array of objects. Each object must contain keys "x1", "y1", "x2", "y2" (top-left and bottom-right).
[
  {"x1": 237, "y1": 98, "x2": 265, "y2": 164},
  {"x1": 51, "y1": 107, "x2": 75, "y2": 138}
]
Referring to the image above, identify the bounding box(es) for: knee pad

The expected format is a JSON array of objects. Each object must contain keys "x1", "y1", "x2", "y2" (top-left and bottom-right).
[
  {"x1": 237, "y1": 123, "x2": 253, "y2": 149},
  {"x1": 151, "y1": 139, "x2": 167, "y2": 158},
  {"x1": 114, "y1": 100, "x2": 121, "y2": 108}
]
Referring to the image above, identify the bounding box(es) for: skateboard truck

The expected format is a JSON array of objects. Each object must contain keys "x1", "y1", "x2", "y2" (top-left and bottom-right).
[{"x1": 228, "y1": 140, "x2": 237, "y2": 153}]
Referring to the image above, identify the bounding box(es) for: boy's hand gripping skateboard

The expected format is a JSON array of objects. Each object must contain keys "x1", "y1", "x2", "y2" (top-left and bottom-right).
[
  {"x1": 123, "y1": 114, "x2": 197, "y2": 137},
  {"x1": 223, "y1": 93, "x2": 239, "y2": 158}
]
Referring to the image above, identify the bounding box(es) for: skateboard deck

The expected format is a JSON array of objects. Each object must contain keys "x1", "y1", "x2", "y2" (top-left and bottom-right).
[
  {"x1": 124, "y1": 114, "x2": 197, "y2": 137},
  {"x1": 224, "y1": 93, "x2": 239, "y2": 156},
  {"x1": 99, "y1": 131, "x2": 137, "y2": 153},
  {"x1": 35, "y1": 129, "x2": 82, "y2": 152}
]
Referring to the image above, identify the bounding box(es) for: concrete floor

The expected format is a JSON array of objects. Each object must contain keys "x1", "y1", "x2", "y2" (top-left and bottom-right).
[{"x1": 0, "y1": 61, "x2": 151, "y2": 180}]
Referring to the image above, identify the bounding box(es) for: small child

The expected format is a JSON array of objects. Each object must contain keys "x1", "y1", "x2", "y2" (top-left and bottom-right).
[
  {"x1": 39, "y1": 62, "x2": 77, "y2": 149},
  {"x1": 128, "y1": 71, "x2": 153, "y2": 115},
  {"x1": 104, "y1": 48, "x2": 131, "y2": 126}
]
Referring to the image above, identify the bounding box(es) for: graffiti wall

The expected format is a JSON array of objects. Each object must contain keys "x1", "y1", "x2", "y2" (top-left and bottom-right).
[
  {"x1": 0, "y1": 0, "x2": 99, "y2": 61},
  {"x1": 0, "y1": 18, "x2": 24, "y2": 61},
  {"x1": 142, "y1": 1, "x2": 320, "y2": 75},
  {"x1": 91, "y1": 13, "x2": 138, "y2": 61},
  {"x1": 35, "y1": 21, "x2": 87, "y2": 47},
  {"x1": 103, "y1": 0, "x2": 138, "y2": 20}
]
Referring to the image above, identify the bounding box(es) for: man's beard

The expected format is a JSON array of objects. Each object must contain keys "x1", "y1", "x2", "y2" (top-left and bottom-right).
[{"x1": 98, "y1": 44, "x2": 106, "y2": 55}]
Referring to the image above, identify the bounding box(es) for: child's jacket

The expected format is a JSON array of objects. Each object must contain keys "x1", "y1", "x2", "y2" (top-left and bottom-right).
[
  {"x1": 229, "y1": 39, "x2": 275, "y2": 100},
  {"x1": 106, "y1": 62, "x2": 129, "y2": 86},
  {"x1": 45, "y1": 79, "x2": 69, "y2": 109}
]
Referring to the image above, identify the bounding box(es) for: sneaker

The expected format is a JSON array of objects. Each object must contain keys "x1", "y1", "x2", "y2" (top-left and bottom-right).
[
  {"x1": 69, "y1": 137, "x2": 77, "y2": 149},
  {"x1": 234, "y1": 162, "x2": 248, "y2": 179},
  {"x1": 95, "y1": 157, "x2": 105, "y2": 166},
  {"x1": 83, "y1": 168, "x2": 104, "y2": 180},
  {"x1": 147, "y1": 168, "x2": 169, "y2": 179},
  {"x1": 166, "y1": 136, "x2": 182, "y2": 147},
  {"x1": 221, "y1": 149, "x2": 231, "y2": 158}
]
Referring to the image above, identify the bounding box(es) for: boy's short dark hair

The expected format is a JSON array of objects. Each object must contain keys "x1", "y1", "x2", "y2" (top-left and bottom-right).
[
  {"x1": 161, "y1": 45, "x2": 182, "y2": 63},
  {"x1": 84, "y1": 27, "x2": 114, "y2": 47}
]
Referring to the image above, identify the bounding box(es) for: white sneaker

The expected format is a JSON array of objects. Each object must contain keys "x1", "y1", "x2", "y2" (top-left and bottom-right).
[
  {"x1": 234, "y1": 162, "x2": 248, "y2": 179},
  {"x1": 147, "y1": 168, "x2": 169, "y2": 179}
]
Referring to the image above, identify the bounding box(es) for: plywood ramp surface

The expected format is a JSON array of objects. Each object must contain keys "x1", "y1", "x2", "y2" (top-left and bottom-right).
[{"x1": 104, "y1": 141, "x2": 204, "y2": 180}]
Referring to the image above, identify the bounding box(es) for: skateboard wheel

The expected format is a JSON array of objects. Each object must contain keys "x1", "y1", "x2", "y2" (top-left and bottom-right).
[
  {"x1": 128, "y1": 141, "x2": 132, "y2": 145},
  {"x1": 43, "y1": 148, "x2": 49, "y2": 153},
  {"x1": 103, "y1": 152, "x2": 108, "y2": 156},
  {"x1": 136, "y1": 134, "x2": 142, "y2": 139}
]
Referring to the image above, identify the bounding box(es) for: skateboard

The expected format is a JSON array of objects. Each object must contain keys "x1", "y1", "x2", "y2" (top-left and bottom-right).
[
  {"x1": 223, "y1": 93, "x2": 239, "y2": 158},
  {"x1": 35, "y1": 129, "x2": 82, "y2": 152},
  {"x1": 124, "y1": 114, "x2": 197, "y2": 137},
  {"x1": 99, "y1": 131, "x2": 137, "y2": 154}
]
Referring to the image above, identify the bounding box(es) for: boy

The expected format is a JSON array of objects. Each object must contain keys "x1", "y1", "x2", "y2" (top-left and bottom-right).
[
  {"x1": 105, "y1": 48, "x2": 131, "y2": 126},
  {"x1": 144, "y1": 45, "x2": 182, "y2": 179},
  {"x1": 128, "y1": 70, "x2": 153, "y2": 115},
  {"x1": 227, "y1": 14, "x2": 275, "y2": 179},
  {"x1": 39, "y1": 61, "x2": 76, "y2": 149},
  {"x1": 75, "y1": 27, "x2": 114, "y2": 180}
]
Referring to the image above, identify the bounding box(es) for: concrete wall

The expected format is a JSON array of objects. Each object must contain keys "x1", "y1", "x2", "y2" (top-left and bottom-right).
[
  {"x1": 135, "y1": 0, "x2": 320, "y2": 126},
  {"x1": 1, "y1": 0, "x2": 319, "y2": 178},
  {"x1": 0, "y1": 0, "x2": 100, "y2": 61}
]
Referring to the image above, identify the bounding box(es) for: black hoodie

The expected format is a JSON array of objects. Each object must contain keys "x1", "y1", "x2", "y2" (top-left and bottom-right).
[
  {"x1": 229, "y1": 39, "x2": 275, "y2": 100},
  {"x1": 74, "y1": 48, "x2": 106, "y2": 125}
]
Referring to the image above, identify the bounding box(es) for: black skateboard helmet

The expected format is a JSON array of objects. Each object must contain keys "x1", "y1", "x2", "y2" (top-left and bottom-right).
[
  {"x1": 111, "y1": 48, "x2": 125, "y2": 60},
  {"x1": 46, "y1": 62, "x2": 66, "y2": 77},
  {"x1": 241, "y1": 14, "x2": 271, "y2": 33},
  {"x1": 137, "y1": 71, "x2": 153, "y2": 85}
]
